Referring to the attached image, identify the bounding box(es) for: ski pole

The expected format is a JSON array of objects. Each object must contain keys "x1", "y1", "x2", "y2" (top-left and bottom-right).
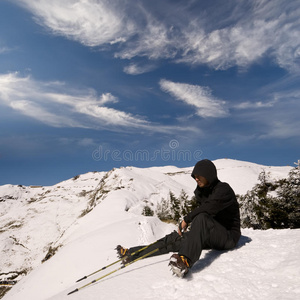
[
  {"x1": 75, "y1": 241, "x2": 159, "y2": 283},
  {"x1": 68, "y1": 234, "x2": 182, "y2": 296},
  {"x1": 67, "y1": 246, "x2": 161, "y2": 295}
]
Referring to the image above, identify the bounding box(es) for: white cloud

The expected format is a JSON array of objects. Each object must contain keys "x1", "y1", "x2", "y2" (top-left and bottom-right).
[
  {"x1": 115, "y1": 14, "x2": 175, "y2": 60},
  {"x1": 0, "y1": 72, "x2": 149, "y2": 129},
  {"x1": 159, "y1": 79, "x2": 228, "y2": 118},
  {"x1": 234, "y1": 100, "x2": 277, "y2": 110},
  {"x1": 15, "y1": 0, "x2": 135, "y2": 46},
  {"x1": 123, "y1": 63, "x2": 156, "y2": 75},
  {"x1": 10, "y1": 99, "x2": 81, "y2": 127},
  {"x1": 178, "y1": 2, "x2": 300, "y2": 71},
  {"x1": 14, "y1": 0, "x2": 300, "y2": 72},
  {"x1": 178, "y1": 20, "x2": 273, "y2": 69},
  {"x1": 0, "y1": 72, "x2": 199, "y2": 133},
  {"x1": 95, "y1": 93, "x2": 118, "y2": 106}
]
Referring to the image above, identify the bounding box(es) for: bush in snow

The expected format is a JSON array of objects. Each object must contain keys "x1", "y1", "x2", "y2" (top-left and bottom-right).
[
  {"x1": 156, "y1": 190, "x2": 198, "y2": 224},
  {"x1": 142, "y1": 205, "x2": 154, "y2": 216},
  {"x1": 275, "y1": 166, "x2": 300, "y2": 228},
  {"x1": 155, "y1": 165, "x2": 299, "y2": 230},
  {"x1": 238, "y1": 166, "x2": 300, "y2": 229}
]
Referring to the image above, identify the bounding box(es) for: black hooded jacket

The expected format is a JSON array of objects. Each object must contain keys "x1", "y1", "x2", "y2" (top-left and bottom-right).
[{"x1": 184, "y1": 160, "x2": 241, "y2": 244}]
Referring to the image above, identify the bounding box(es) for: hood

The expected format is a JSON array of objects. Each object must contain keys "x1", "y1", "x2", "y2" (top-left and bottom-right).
[{"x1": 191, "y1": 159, "x2": 218, "y2": 185}]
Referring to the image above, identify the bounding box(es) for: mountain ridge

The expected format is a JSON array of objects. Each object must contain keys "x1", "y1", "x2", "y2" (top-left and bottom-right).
[{"x1": 0, "y1": 159, "x2": 295, "y2": 299}]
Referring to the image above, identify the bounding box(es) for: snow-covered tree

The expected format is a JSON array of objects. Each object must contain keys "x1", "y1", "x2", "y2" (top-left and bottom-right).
[
  {"x1": 156, "y1": 196, "x2": 172, "y2": 222},
  {"x1": 179, "y1": 189, "x2": 190, "y2": 217},
  {"x1": 156, "y1": 190, "x2": 198, "y2": 224},
  {"x1": 238, "y1": 165, "x2": 300, "y2": 229},
  {"x1": 275, "y1": 166, "x2": 300, "y2": 228},
  {"x1": 169, "y1": 191, "x2": 181, "y2": 222}
]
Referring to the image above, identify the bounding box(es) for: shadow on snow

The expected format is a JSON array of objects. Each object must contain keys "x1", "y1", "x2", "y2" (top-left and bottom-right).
[{"x1": 190, "y1": 235, "x2": 252, "y2": 276}]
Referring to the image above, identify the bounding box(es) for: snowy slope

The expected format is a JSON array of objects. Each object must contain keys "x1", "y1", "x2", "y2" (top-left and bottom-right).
[
  {"x1": 4, "y1": 223, "x2": 300, "y2": 300},
  {"x1": 1, "y1": 159, "x2": 297, "y2": 300}
]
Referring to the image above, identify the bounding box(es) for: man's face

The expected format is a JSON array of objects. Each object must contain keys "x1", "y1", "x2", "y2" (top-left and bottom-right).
[{"x1": 194, "y1": 175, "x2": 209, "y2": 188}]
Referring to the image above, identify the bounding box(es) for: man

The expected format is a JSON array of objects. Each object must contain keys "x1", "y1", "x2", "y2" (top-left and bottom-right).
[{"x1": 117, "y1": 159, "x2": 241, "y2": 277}]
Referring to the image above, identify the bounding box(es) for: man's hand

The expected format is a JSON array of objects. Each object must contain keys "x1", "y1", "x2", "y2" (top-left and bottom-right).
[{"x1": 178, "y1": 220, "x2": 188, "y2": 236}]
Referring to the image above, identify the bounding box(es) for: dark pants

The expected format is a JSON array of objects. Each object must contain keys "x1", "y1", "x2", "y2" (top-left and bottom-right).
[{"x1": 129, "y1": 213, "x2": 239, "y2": 266}]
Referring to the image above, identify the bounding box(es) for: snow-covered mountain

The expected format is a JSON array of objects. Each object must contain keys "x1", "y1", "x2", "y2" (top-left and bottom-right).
[{"x1": 1, "y1": 159, "x2": 298, "y2": 300}]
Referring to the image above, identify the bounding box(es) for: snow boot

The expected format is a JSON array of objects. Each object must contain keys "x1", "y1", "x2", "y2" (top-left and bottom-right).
[
  {"x1": 169, "y1": 254, "x2": 190, "y2": 278},
  {"x1": 115, "y1": 245, "x2": 132, "y2": 265}
]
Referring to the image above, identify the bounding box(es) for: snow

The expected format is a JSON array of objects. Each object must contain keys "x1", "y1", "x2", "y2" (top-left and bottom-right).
[{"x1": 1, "y1": 159, "x2": 299, "y2": 300}]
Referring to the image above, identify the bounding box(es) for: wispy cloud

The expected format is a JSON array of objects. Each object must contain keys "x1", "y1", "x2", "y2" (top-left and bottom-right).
[
  {"x1": 14, "y1": 0, "x2": 135, "y2": 46},
  {"x1": 159, "y1": 79, "x2": 228, "y2": 118},
  {"x1": 0, "y1": 72, "x2": 199, "y2": 133},
  {"x1": 0, "y1": 46, "x2": 12, "y2": 54},
  {"x1": 233, "y1": 88, "x2": 300, "y2": 139},
  {"x1": 234, "y1": 99, "x2": 277, "y2": 110},
  {"x1": 115, "y1": 11, "x2": 175, "y2": 60},
  {"x1": 0, "y1": 40, "x2": 16, "y2": 54},
  {"x1": 13, "y1": 0, "x2": 300, "y2": 72},
  {"x1": 123, "y1": 63, "x2": 156, "y2": 75},
  {"x1": 0, "y1": 72, "x2": 148, "y2": 129},
  {"x1": 177, "y1": 1, "x2": 300, "y2": 72}
]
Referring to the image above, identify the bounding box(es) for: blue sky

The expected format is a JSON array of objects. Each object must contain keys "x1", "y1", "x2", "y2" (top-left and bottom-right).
[{"x1": 0, "y1": 0, "x2": 299, "y2": 186}]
